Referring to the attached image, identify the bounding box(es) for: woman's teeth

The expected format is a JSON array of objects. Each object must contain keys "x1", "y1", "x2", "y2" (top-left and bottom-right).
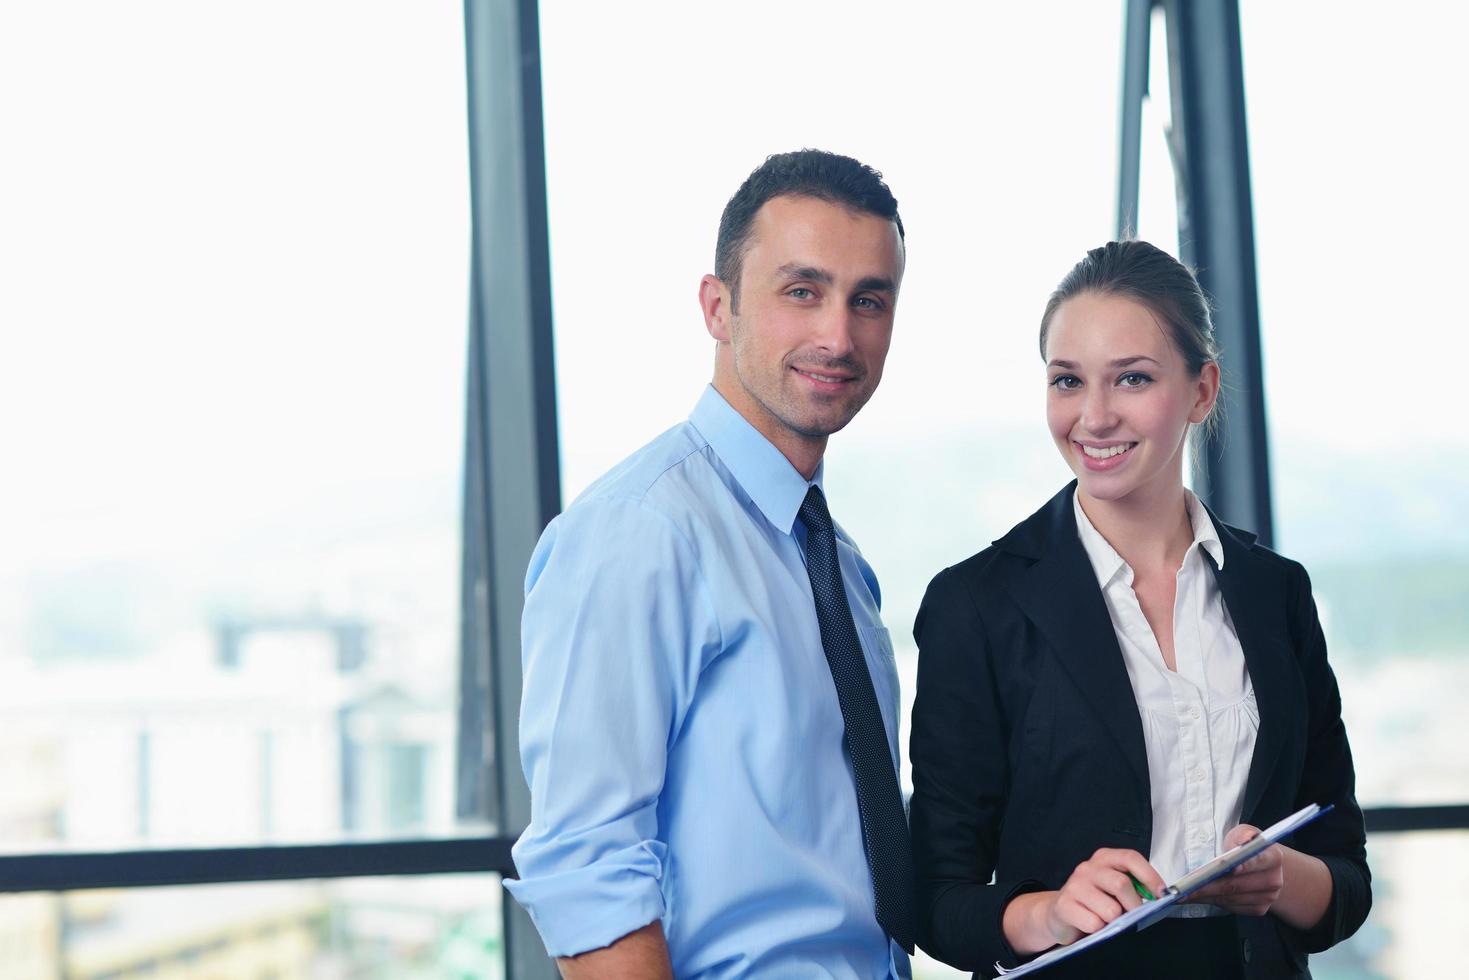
[{"x1": 1081, "y1": 443, "x2": 1135, "y2": 459}]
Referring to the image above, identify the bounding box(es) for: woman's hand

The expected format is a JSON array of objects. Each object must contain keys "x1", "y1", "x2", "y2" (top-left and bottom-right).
[
  {"x1": 1046, "y1": 848, "x2": 1168, "y2": 943},
  {"x1": 1003, "y1": 848, "x2": 1166, "y2": 953},
  {"x1": 1190, "y1": 824, "x2": 1285, "y2": 916}
]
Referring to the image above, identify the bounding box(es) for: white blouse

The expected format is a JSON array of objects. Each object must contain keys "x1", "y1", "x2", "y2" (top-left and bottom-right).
[{"x1": 1073, "y1": 491, "x2": 1258, "y2": 912}]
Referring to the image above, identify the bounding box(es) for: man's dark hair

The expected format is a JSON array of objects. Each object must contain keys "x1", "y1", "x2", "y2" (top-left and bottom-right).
[{"x1": 714, "y1": 149, "x2": 904, "y2": 311}]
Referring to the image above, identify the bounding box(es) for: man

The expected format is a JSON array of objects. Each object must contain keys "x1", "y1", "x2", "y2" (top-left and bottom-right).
[{"x1": 506, "y1": 150, "x2": 914, "y2": 978}]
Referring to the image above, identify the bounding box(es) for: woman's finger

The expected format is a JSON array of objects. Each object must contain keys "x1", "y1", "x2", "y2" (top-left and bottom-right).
[
  {"x1": 1073, "y1": 884, "x2": 1125, "y2": 926},
  {"x1": 1053, "y1": 896, "x2": 1106, "y2": 937},
  {"x1": 1096, "y1": 868, "x2": 1144, "y2": 911},
  {"x1": 1092, "y1": 848, "x2": 1167, "y2": 897}
]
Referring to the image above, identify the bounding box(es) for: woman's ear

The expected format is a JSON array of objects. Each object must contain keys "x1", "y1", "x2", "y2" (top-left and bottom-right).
[{"x1": 1190, "y1": 360, "x2": 1222, "y2": 424}]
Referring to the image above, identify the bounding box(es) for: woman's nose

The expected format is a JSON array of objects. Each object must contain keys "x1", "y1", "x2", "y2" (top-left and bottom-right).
[{"x1": 1081, "y1": 389, "x2": 1118, "y2": 433}]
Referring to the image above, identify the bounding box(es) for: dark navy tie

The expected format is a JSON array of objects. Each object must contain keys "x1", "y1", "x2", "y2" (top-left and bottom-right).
[{"x1": 798, "y1": 484, "x2": 916, "y2": 954}]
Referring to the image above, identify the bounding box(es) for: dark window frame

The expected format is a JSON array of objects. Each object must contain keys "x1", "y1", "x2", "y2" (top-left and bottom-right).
[{"x1": 0, "y1": 837, "x2": 514, "y2": 893}]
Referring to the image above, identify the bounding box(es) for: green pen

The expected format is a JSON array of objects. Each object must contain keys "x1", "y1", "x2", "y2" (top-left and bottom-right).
[{"x1": 1128, "y1": 872, "x2": 1157, "y2": 902}]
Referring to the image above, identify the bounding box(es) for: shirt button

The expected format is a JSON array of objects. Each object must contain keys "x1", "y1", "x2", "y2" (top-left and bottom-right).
[
  {"x1": 1194, "y1": 830, "x2": 1209, "y2": 844},
  {"x1": 1189, "y1": 706, "x2": 1201, "y2": 719},
  {"x1": 1189, "y1": 767, "x2": 1205, "y2": 782}
]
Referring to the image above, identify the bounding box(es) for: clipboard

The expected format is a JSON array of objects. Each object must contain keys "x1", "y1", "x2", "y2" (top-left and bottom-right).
[{"x1": 994, "y1": 803, "x2": 1332, "y2": 977}]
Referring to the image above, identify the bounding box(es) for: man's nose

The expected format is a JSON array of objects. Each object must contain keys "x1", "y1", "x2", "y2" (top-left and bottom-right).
[{"x1": 811, "y1": 303, "x2": 856, "y2": 357}]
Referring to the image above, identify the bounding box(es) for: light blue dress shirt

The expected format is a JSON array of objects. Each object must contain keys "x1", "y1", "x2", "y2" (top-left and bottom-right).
[{"x1": 507, "y1": 386, "x2": 909, "y2": 979}]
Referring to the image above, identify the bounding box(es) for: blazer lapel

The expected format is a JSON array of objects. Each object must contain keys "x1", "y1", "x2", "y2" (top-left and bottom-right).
[
  {"x1": 1206, "y1": 517, "x2": 1292, "y2": 823},
  {"x1": 1002, "y1": 485, "x2": 1151, "y2": 798}
]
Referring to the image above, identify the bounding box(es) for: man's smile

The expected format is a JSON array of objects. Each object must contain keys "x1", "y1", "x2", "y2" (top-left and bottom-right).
[{"x1": 792, "y1": 366, "x2": 857, "y2": 385}]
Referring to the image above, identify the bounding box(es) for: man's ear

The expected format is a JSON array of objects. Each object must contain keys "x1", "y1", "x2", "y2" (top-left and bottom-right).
[{"x1": 700, "y1": 274, "x2": 733, "y2": 342}]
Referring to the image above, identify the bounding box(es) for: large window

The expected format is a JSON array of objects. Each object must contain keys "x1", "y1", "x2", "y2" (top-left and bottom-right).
[
  {"x1": 1239, "y1": 2, "x2": 1468, "y2": 975},
  {"x1": 0, "y1": 0, "x2": 471, "y2": 850},
  {"x1": 1241, "y1": 0, "x2": 1469, "y2": 806},
  {"x1": 5, "y1": 2, "x2": 1457, "y2": 977},
  {"x1": 0, "y1": 2, "x2": 505, "y2": 974}
]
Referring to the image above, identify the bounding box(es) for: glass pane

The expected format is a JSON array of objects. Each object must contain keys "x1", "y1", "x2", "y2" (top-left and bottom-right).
[
  {"x1": 1133, "y1": 4, "x2": 1182, "y2": 254},
  {"x1": 0, "y1": 3, "x2": 475, "y2": 849},
  {"x1": 0, "y1": 873, "x2": 502, "y2": 980},
  {"x1": 1241, "y1": 4, "x2": 1466, "y2": 974},
  {"x1": 1309, "y1": 831, "x2": 1463, "y2": 978},
  {"x1": 1240, "y1": 1, "x2": 1469, "y2": 808}
]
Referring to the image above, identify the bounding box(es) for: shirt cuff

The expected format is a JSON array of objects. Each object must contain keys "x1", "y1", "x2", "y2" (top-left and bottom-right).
[{"x1": 504, "y1": 839, "x2": 668, "y2": 958}]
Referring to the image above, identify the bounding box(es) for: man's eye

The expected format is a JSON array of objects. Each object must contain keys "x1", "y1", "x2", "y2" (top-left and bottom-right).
[
  {"x1": 788, "y1": 287, "x2": 814, "y2": 299},
  {"x1": 1049, "y1": 375, "x2": 1081, "y2": 391},
  {"x1": 1118, "y1": 372, "x2": 1152, "y2": 388},
  {"x1": 853, "y1": 296, "x2": 881, "y2": 310}
]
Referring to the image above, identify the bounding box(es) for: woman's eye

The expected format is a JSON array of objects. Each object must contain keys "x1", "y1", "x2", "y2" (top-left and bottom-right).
[
  {"x1": 1118, "y1": 372, "x2": 1152, "y2": 388},
  {"x1": 1049, "y1": 375, "x2": 1081, "y2": 391}
]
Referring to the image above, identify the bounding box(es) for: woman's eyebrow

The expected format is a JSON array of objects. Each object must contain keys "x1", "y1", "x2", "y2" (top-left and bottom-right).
[
  {"x1": 1109, "y1": 355, "x2": 1161, "y2": 368},
  {"x1": 1046, "y1": 355, "x2": 1161, "y2": 369}
]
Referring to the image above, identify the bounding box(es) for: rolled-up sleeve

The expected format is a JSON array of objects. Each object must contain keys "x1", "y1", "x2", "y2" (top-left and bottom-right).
[{"x1": 504, "y1": 495, "x2": 719, "y2": 957}]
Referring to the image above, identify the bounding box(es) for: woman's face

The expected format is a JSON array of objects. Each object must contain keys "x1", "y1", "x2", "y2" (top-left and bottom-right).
[{"x1": 1044, "y1": 291, "x2": 1218, "y2": 507}]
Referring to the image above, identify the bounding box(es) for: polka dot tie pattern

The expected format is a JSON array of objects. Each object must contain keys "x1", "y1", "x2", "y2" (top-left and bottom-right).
[{"x1": 798, "y1": 484, "x2": 917, "y2": 954}]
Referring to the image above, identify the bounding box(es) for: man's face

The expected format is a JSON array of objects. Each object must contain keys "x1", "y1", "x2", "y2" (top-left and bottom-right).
[{"x1": 707, "y1": 194, "x2": 904, "y2": 466}]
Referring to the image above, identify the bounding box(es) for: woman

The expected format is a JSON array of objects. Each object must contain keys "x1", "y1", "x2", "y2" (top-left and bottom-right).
[{"x1": 909, "y1": 241, "x2": 1370, "y2": 979}]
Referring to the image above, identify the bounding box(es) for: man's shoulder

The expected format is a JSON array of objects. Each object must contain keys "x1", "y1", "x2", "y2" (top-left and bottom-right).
[
  {"x1": 526, "y1": 421, "x2": 725, "y2": 594},
  {"x1": 571, "y1": 419, "x2": 715, "y2": 509}
]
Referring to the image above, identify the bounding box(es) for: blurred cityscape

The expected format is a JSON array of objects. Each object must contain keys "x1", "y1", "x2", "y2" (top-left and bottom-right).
[
  {"x1": 0, "y1": 502, "x2": 490, "y2": 977},
  {"x1": 0, "y1": 876, "x2": 502, "y2": 980}
]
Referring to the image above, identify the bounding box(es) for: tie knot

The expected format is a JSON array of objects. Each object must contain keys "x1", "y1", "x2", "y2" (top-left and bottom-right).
[{"x1": 799, "y1": 485, "x2": 833, "y2": 535}]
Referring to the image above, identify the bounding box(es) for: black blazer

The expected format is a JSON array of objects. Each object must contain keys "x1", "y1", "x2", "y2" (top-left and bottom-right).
[{"x1": 909, "y1": 483, "x2": 1371, "y2": 979}]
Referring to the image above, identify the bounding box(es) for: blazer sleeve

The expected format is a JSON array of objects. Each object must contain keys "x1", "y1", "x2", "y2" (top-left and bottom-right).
[
  {"x1": 1280, "y1": 560, "x2": 1373, "y2": 952},
  {"x1": 910, "y1": 566, "x2": 1044, "y2": 973}
]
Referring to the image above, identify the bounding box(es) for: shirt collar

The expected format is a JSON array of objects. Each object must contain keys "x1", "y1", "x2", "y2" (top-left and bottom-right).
[
  {"x1": 1184, "y1": 489, "x2": 1225, "y2": 569},
  {"x1": 689, "y1": 385, "x2": 820, "y2": 536},
  {"x1": 1073, "y1": 492, "x2": 1129, "y2": 587},
  {"x1": 1072, "y1": 488, "x2": 1225, "y2": 586}
]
